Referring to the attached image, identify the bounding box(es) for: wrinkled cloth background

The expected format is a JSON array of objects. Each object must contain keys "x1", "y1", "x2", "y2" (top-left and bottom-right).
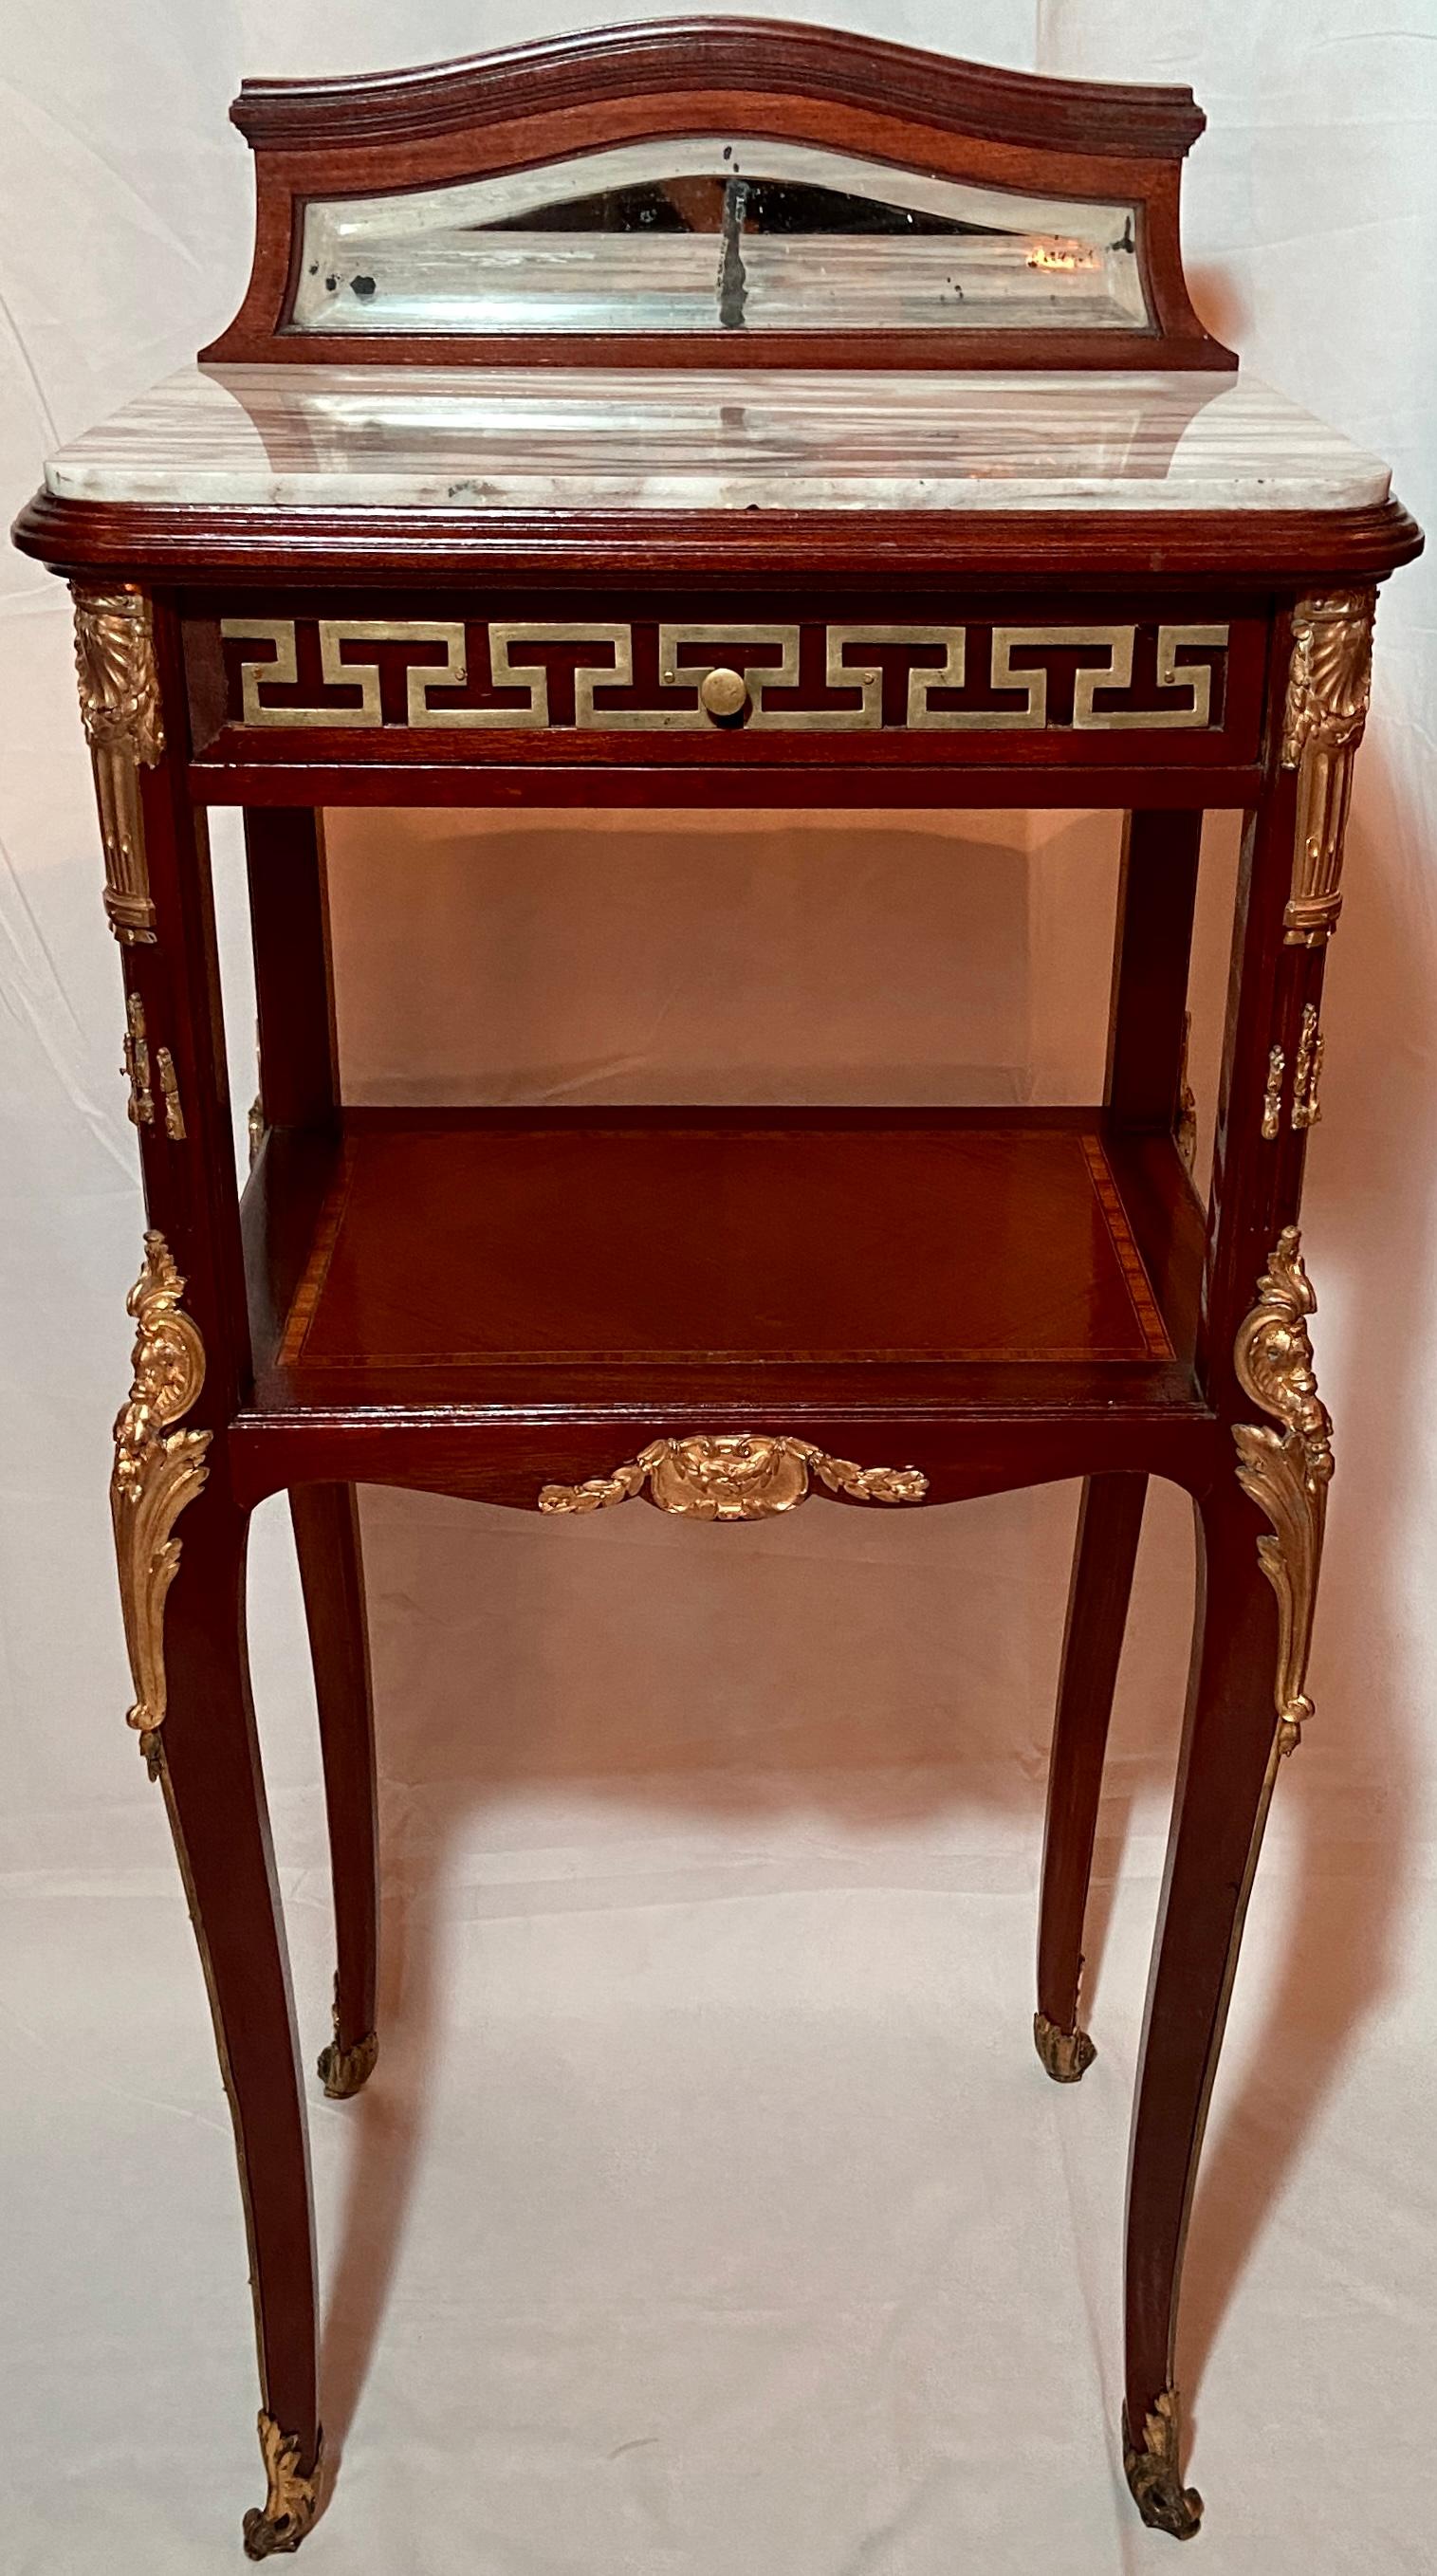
[{"x1": 3, "y1": 6, "x2": 1436, "y2": 2570}]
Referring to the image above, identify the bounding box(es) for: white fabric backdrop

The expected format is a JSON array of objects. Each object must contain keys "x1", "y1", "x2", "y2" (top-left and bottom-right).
[{"x1": 2, "y1": 6, "x2": 1435, "y2": 2569}]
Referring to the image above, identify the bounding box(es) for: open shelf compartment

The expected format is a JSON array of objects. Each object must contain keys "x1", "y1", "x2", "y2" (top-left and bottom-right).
[{"x1": 241, "y1": 1107, "x2": 1206, "y2": 1422}]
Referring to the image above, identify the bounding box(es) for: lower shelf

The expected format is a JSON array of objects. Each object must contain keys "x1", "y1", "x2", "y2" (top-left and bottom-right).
[{"x1": 242, "y1": 1107, "x2": 1205, "y2": 1426}]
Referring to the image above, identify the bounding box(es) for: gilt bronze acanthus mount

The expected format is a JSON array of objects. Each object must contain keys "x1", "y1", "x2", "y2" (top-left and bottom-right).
[
  {"x1": 1231, "y1": 1227, "x2": 1333, "y2": 1757},
  {"x1": 110, "y1": 1230, "x2": 211, "y2": 1777}
]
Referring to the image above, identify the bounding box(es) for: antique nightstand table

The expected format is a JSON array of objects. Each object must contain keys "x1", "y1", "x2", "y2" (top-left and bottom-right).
[{"x1": 14, "y1": 20, "x2": 1420, "y2": 2556}]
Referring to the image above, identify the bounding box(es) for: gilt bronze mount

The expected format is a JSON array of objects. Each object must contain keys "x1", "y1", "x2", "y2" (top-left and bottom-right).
[
  {"x1": 1033, "y1": 2012, "x2": 1097, "y2": 2084},
  {"x1": 1280, "y1": 589, "x2": 1374, "y2": 947},
  {"x1": 72, "y1": 585, "x2": 166, "y2": 944},
  {"x1": 242, "y1": 2413, "x2": 324, "y2": 2561},
  {"x1": 316, "y1": 1977, "x2": 379, "y2": 2099},
  {"x1": 540, "y1": 1433, "x2": 929, "y2": 1518},
  {"x1": 1232, "y1": 1228, "x2": 1334, "y2": 1757},
  {"x1": 1123, "y1": 2388, "x2": 1203, "y2": 2541},
  {"x1": 110, "y1": 1231, "x2": 211, "y2": 1778}
]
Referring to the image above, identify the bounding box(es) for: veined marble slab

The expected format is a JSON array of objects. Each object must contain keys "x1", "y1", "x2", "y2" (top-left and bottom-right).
[{"x1": 43, "y1": 364, "x2": 1391, "y2": 514}]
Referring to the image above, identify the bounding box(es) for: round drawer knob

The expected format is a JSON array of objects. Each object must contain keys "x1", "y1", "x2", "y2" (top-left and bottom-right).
[{"x1": 699, "y1": 666, "x2": 749, "y2": 720}]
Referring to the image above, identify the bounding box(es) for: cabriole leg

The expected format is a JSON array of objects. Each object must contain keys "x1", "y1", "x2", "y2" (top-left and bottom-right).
[
  {"x1": 161, "y1": 1487, "x2": 322, "y2": 2555},
  {"x1": 1122, "y1": 1481, "x2": 1289, "y2": 2541},
  {"x1": 1035, "y1": 1472, "x2": 1147, "y2": 2080},
  {"x1": 290, "y1": 1482, "x2": 380, "y2": 2098},
  {"x1": 111, "y1": 1236, "x2": 322, "y2": 2555},
  {"x1": 1125, "y1": 1189, "x2": 1333, "y2": 2535}
]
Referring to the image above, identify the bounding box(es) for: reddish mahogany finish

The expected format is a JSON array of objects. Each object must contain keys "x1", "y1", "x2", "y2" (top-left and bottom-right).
[
  {"x1": 1038, "y1": 1470, "x2": 1149, "y2": 2042},
  {"x1": 291, "y1": 1481, "x2": 378, "y2": 2080},
  {"x1": 15, "y1": 21, "x2": 1424, "y2": 2560},
  {"x1": 229, "y1": 22, "x2": 1207, "y2": 158},
  {"x1": 17, "y1": 491, "x2": 1421, "y2": 588}
]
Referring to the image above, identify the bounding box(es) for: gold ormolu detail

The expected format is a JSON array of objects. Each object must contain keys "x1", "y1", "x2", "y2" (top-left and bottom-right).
[
  {"x1": 121, "y1": 995, "x2": 184, "y2": 1138},
  {"x1": 156, "y1": 1047, "x2": 186, "y2": 1140},
  {"x1": 123, "y1": 992, "x2": 153, "y2": 1127},
  {"x1": 1291, "y1": 1003, "x2": 1323, "y2": 1130},
  {"x1": 1261, "y1": 1042, "x2": 1285, "y2": 1140},
  {"x1": 317, "y1": 1975, "x2": 378, "y2": 2098},
  {"x1": 1280, "y1": 589, "x2": 1374, "y2": 947},
  {"x1": 1123, "y1": 2387, "x2": 1203, "y2": 2540},
  {"x1": 318, "y1": 2027, "x2": 378, "y2": 2099},
  {"x1": 1033, "y1": 2011, "x2": 1096, "y2": 2083},
  {"x1": 243, "y1": 2412, "x2": 323, "y2": 2560},
  {"x1": 72, "y1": 586, "x2": 165, "y2": 944},
  {"x1": 1232, "y1": 1227, "x2": 1333, "y2": 1757},
  {"x1": 111, "y1": 1231, "x2": 211, "y2": 1778},
  {"x1": 539, "y1": 1432, "x2": 928, "y2": 1518}
]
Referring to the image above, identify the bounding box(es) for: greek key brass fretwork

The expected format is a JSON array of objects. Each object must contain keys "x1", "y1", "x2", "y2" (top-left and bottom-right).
[{"x1": 220, "y1": 616, "x2": 1231, "y2": 737}]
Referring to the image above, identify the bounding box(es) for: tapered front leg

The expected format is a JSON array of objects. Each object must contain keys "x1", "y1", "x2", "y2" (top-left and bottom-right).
[
  {"x1": 160, "y1": 1485, "x2": 322, "y2": 2555},
  {"x1": 112, "y1": 1240, "x2": 322, "y2": 2556},
  {"x1": 1122, "y1": 1481, "x2": 1284, "y2": 2538},
  {"x1": 290, "y1": 1482, "x2": 379, "y2": 2097},
  {"x1": 1036, "y1": 1472, "x2": 1147, "y2": 2079},
  {"x1": 1126, "y1": 1220, "x2": 1331, "y2": 2542}
]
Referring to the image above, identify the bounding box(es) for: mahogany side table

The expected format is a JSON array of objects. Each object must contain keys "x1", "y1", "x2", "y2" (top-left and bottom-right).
[{"x1": 14, "y1": 21, "x2": 1421, "y2": 2555}]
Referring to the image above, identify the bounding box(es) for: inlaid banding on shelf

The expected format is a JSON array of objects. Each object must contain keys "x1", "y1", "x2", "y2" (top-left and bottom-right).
[{"x1": 217, "y1": 615, "x2": 1231, "y2": 738}]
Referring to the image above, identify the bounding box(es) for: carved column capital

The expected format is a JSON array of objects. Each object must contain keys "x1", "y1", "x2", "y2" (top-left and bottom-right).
[
  {"x1": 71, "y1": 585, "x2": 166, "y2": 944},
  {"x1": 1280, "y1": 589, "x2": 1374, "y2": 947}
]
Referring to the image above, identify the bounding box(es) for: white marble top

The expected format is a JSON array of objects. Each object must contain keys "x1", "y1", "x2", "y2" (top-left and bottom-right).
[{"x1": 43, "y1": 363, "x2": 1391, "y2": 515}]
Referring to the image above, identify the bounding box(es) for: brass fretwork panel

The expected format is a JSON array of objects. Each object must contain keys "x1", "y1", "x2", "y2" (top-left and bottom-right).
[{"x1": 217, "y1": 615, "x2": 1232, "y2": 737}]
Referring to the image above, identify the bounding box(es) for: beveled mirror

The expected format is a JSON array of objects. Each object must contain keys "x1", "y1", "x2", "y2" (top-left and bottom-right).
[{"x1": 292, "y1": 138, "x2": 1147, "y2": 339}]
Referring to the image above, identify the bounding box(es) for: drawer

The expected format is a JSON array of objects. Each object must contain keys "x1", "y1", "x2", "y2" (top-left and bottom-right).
[{"x1": 184, "y1": 592, "x2": 1269, "y2": 785}]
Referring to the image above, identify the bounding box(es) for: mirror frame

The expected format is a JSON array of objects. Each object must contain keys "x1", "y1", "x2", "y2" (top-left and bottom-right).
[{"x1": 204, "y1": 17, "x2": 1235, "y2": 372}]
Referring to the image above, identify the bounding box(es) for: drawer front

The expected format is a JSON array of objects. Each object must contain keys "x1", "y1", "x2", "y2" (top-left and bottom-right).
[{"x1": 186, "y1": 596, "x2": 1268, "y2": 777}]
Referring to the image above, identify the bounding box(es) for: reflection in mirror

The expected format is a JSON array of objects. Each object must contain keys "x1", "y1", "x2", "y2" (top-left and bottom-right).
[{"x1": 293, "y1": 138, "x2": 1147, "y2": 337}]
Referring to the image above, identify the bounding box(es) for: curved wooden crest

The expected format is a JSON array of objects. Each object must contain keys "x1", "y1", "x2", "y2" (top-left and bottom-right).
[{"x1": 205, "y1": 16, "x2": 1232, "y2": 371}]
